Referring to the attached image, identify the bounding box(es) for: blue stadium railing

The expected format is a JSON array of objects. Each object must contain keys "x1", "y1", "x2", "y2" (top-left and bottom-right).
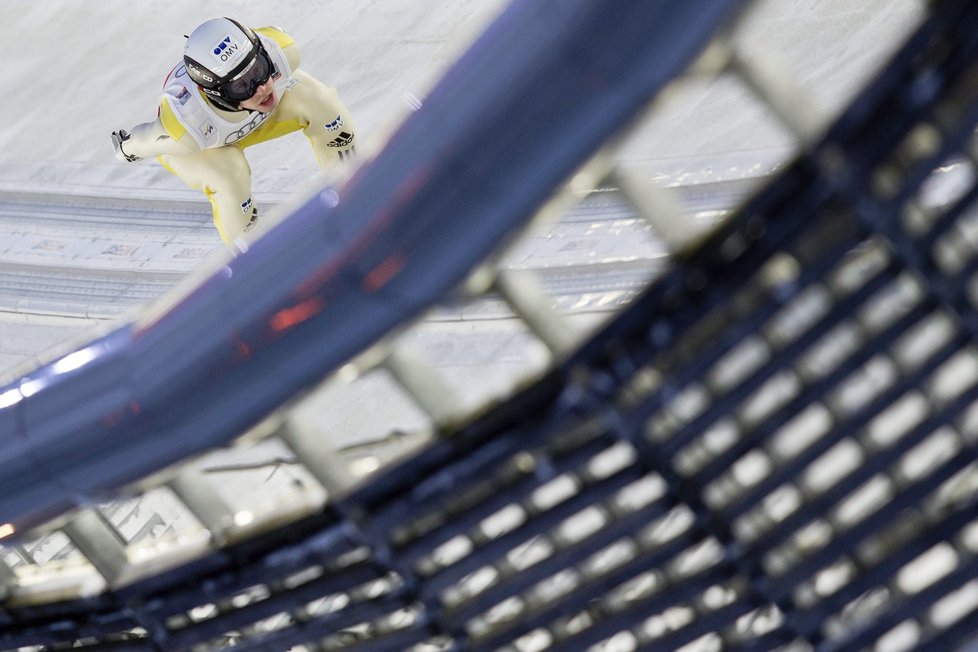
[
  {"x1": 7, "y1": 0, "x2": 978, "y2": 650},
  {"x1": 0, "y1": 0, "x2": 746, "y2": 533}
]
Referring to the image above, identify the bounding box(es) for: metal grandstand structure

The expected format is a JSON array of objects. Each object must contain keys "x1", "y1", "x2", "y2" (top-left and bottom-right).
[{"x1": 5, "y1": 0, "x2": 978, "y2": 649}]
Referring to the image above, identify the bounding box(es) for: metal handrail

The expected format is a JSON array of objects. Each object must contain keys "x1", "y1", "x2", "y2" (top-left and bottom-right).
[{"x1": 0, "y1": 0, "x2": 745, "y2": 536}]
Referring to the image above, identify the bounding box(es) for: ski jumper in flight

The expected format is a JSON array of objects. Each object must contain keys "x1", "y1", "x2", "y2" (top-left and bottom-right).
[{"x1": 111, "y1": 17, "x2": 357, "y2": 247}]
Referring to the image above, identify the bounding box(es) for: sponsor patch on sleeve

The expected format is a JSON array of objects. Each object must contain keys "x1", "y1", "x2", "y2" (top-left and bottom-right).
[
  {"x1": 327, "y1": 131, "x2": 355, "y2": 148},
  {"x1": 324, "y1": 115, "x2": 344, "y2": 132}
]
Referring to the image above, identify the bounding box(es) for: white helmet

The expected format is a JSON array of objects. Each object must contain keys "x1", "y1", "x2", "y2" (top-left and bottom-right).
[{"x1": 183, "y1": 17, "x2": 274, "y2": 110}]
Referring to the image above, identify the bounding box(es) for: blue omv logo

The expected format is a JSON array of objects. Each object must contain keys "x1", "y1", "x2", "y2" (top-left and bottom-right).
[{"x1": 211, "y1": 35, "x2": 239, "y2": 62}]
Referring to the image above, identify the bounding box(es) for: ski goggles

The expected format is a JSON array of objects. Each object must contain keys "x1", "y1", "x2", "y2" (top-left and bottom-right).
[{"x1": 222, "y1": 48, "x2": 274, "y2": 102}]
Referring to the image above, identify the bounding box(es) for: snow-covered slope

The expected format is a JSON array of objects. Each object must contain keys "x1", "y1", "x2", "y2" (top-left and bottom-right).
[{"x1": 0, "y1": 0, "x2": 924, "y2": 375}]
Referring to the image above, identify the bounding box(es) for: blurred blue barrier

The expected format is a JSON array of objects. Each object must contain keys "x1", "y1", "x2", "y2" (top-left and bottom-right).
[
  {"x1": 0, "y1": 0, "x2": 745, "y2": 534},
  {"x1": 8, "y1": 0, "x2": 978, "y2": 650}
]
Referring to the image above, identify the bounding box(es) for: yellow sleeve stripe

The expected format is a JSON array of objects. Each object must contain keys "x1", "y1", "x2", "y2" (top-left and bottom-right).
[
  {"x1": 256, "y1": 27, "x2": 295, "y2": 50},
  {"x1": 159, "y1": 99, "x2": 187, "y2": 141}
]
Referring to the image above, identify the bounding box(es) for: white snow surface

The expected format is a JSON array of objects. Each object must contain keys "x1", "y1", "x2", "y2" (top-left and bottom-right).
[
  {"x1": 0, "y1": 0, "x2": 925, "y2": 196},
  {"x1": 0, "y1": 0, "x2": 926, "y2": 374},
  {"x1": 0, "y1": 0, "x2": 510, "y2": 199}
]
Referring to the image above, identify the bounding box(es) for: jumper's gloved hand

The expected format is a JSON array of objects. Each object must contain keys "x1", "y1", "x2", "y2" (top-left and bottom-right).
[{"x1": 111, "y1": 129, "x2": 139, "y2": 163}]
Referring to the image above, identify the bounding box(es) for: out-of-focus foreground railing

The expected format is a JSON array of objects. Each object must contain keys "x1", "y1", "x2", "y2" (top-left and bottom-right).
[{"x1": 7, "y1": 0, "x2": 978, "y2": 650}]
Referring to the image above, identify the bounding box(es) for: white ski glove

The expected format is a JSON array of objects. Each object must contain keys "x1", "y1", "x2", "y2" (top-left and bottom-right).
[{"x1": 111, "y1": 129, "x2": 140, "y2": 163}]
